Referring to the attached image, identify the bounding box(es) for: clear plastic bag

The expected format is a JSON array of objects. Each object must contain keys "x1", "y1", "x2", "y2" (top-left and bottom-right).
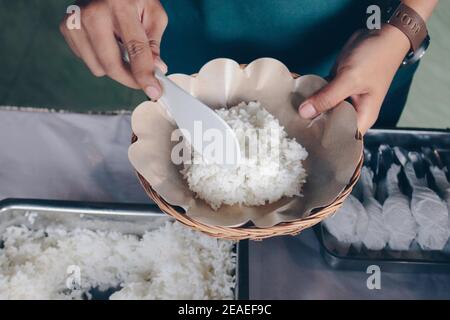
[
  {"x1": 323, "y1": 194, "x2": 368, "y2": 252},
  {"x1": 360, "y1": 167, "x2": 389, "y2": 250},
  {"x1": 430, "y1": 166, "x2": 450, "y2": 250},
  {"x1": 430, "y1": 166, "x2": 450, "y2": 211},
  {"x1": 404, "y1": 163, "x2": 449, "y2": 250},
  {"x1": 382, "y1": 164, "x2": 417, "y2": 251}
]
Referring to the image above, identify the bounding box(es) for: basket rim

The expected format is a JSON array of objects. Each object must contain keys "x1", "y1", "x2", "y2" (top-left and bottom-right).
[{"x1": 131, "y1": 135, "x2": 363, "y2": 240}]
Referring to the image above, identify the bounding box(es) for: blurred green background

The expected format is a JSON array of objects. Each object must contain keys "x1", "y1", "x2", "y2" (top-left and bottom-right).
[
  {"x1": 0, "y1": 0, "x2": 448, "y2": 128},
  {"x1": 398, "y1": 0, "x2": 450, "y2": 128}
]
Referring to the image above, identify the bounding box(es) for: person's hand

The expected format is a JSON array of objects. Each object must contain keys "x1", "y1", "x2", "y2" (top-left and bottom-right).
[
  {"x1": 60, "y1": 0, "x2": 168, "y2": 100},
  {"x1": 298, "y1": 26, "x2": 411, "y2": 134}
]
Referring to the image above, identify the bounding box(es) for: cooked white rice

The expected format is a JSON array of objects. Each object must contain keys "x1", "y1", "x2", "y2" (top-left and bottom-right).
[
  {"x1": 0, "y1": 222, "x2": 235, "y2": 300},
  {"x1": 182, "y1": 101, "x2": 308, "y2": 210}
]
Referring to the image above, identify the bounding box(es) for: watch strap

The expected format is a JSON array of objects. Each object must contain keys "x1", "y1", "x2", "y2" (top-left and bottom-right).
[{"x1": 387, "y1": 2, "x2": 428, "y2": 52}]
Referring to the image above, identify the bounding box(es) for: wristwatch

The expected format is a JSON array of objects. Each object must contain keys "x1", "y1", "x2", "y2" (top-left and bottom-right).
[{"x1": 386, "y1": 1, "x2": 430, "y2": 66}]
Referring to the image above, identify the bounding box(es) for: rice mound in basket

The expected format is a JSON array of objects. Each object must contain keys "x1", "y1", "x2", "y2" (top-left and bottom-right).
[{"x1": 182, "y1": 101, "x2": 308, "y2": 210}]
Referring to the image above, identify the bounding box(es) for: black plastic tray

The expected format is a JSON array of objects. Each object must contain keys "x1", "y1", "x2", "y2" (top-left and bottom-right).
[
  {"x1": 317, "y1": 225, "x2": 450, "y2": 273},
  {"x1": 318, "y1": 128, "x2": 450, "y2": 273}
]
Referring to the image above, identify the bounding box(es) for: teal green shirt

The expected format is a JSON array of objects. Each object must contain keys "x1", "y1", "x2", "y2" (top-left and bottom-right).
[
  {"x1": 161, "y1": 0, "x2": 368, "y2": 76},
  {"x1": 160, "y1": 0, "x2": 418, "y2": 126}
]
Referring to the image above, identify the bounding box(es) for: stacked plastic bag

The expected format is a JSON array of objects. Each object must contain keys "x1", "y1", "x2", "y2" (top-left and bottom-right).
[
  {"x1": 430, "y1": 166, "x2": 450, "y2": 212},
  {"x1": 382, "y1": 164, "x2": 417, "y2": 250},
  {"x1": 323, "y1": 194, "x2": 367, "y2": 252},
  {"x1": 324, "y1": 163, "x2": 450, "y2": 252},
  {"x1": 360, "y1": 167, "x2": 389, "y2": 250},
  {"x1": 404, "y1": 163, "x2": 449, "y2": 250}
]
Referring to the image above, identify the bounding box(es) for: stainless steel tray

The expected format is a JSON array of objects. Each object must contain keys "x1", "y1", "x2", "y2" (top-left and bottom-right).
[{"x1": 0, "y1": 198, "x2": 248, "y2": 299}]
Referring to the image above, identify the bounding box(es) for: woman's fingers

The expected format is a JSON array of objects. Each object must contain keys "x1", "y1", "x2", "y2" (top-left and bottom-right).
[
  {"x1": 154, "y1": 56, "x2": 168, "y2": 74},
  {"x1": 59, "y1": 19, "x2": 81, "y2": 58},
  {"x1": 142, "y1": 0, "x2": 168, "y2": 57},
  {"x1": 297, "y1": 67, "x2": 381, "y2": 134},
  {"x1": 60, "y1": 16, "x2": 105, "y2": 77},
  {"x1": 83, "y1": 15, "x2": 139, "y2": 89},
  {"x1": 60, "y1": 1, "x2": 170, "y2": 95},
  {"x1": 115, "y1": 5, "x2": 162, "y2": 100},
  {"x1": 298, "y1": 70, "x2": 360, "y2": 119}
]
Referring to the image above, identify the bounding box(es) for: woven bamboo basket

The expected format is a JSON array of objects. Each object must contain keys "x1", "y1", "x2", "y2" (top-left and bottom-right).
[{"x1": 131, "y1": 67, "x2": 364, "y2": 240}]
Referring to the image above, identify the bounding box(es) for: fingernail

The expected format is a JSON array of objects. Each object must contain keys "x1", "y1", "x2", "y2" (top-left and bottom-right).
[
  {"x1": 299, "y1": 103, "x2": 318, "y2": 119},
  {"x1": 145, "y1": 86, "x2": 160, "y2": 100},
  {"x1": 155, "y1": 58, "x2": 168, "y2": 74}
]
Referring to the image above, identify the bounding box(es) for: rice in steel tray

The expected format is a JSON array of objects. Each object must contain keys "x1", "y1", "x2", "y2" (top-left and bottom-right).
[{"x1": 0, "y1": 222, "x2": 236, "y2": 300}]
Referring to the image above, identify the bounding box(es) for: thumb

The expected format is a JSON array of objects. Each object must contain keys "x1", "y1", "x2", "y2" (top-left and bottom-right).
[
  {"x1": 353, "y1": 94, "x2": 382, "y2": 135},
  {"x1": 299, "y1": 72, "x2": 356, "y2": 119}
]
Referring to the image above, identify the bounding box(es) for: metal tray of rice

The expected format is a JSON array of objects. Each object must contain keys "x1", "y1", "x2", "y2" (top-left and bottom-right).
[{"x1": 0, "y1": 199, "x2": 248, "y2": 300}]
